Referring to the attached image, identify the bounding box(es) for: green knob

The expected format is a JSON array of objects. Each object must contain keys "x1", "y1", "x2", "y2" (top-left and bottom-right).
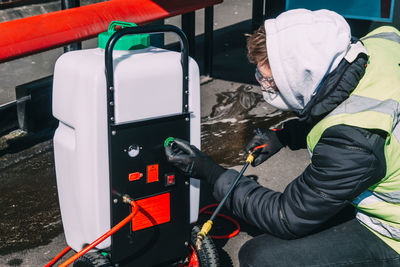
[{"x1": 164, "y1": 137, "x2": 175, "y2": 148}]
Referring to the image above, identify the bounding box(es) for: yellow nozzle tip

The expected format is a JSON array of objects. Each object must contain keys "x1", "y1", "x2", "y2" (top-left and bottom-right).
[
  {"x1": 246, "y1": 153, "x2": 255, "y2": 163},
  {"x1": 200, "y1": 220, "x2": 213, "y2": 235}
]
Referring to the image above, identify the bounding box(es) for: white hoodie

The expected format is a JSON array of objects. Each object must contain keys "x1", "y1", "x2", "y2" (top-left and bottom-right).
[{"x1": 265, "y1": 9, "x2": 351, "y2": 110}]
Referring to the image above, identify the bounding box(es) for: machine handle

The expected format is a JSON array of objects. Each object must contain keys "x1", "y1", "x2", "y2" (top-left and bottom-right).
[{"x1": 104, "y1": 25, "x2": 190, "y2": 118}]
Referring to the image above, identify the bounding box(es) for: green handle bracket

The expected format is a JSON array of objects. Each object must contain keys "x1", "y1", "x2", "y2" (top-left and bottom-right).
[{"x1": 98, "y1": 21, "x2": 150, "y2": 50}]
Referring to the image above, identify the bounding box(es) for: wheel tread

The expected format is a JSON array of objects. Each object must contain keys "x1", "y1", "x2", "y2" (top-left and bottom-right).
[
  {"x1": 73, "y1": 251, "x2": 112, "y2": 267},
  {"x1": 191, "y1": 225, "x2": 220, "y2": 267}
]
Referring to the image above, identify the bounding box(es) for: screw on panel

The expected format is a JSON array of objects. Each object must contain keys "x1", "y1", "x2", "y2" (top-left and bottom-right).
[
  {"x1": 185, "y1": 104, "x2": 188, "y2": 108},
  {"x1": 185, "y1": 76, "x2": 188, "y2": 80},
  {"x1": 110, "y1": 117, "x2": 114, "y2": 121},
  {"x1": 109, "y1": 86, "x2": 114, "y2": 91},
  {"x1": 113, "y1": 199, "x2": 118, "y2": 204},
  {"x1": 184, "y1": 241, "x2": 189, "y2": 246},
  {"x1": 185, "y1": 181, "x2": 189, "y2": 185},
  {"x1": 185, "y1": 117, "x2": 189, "y2": 121},
  {"x1": 109, "y1": 101, "x2": 114, "y2": 106},
  {"x1": 185, "y1": 90, "x2": 188, "y2": 94},
  {"x1": 128, "y1": 233, "x2": 135, "y2": 244},
  {"x1": 112, "y1": 130, "x2": 116, "y2": 136}
]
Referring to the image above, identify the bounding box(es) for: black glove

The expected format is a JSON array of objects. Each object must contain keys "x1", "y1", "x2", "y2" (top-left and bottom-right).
[
  {"x1": 165, "y1": 138, "x2": 226, "y2": 184},
  {"x1": 244, "y1": 128, "x2": 284, "y2": 167}
]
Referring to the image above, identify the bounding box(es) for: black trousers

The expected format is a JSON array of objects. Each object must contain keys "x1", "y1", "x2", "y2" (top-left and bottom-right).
[{"x1": 238, "y1": 218, "x2": 400, "y2": 267}]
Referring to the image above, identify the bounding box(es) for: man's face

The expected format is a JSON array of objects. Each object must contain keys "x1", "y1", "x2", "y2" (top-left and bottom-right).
[
  {"x1": 255, "y1": 61, "x2": 278, "y2": 92},
  {"x1": 257, "y1": 61, "x2": 273, "y2": 78},
  {"x1": 255, "y1": 60, "x2": 291, "y2": 111}
]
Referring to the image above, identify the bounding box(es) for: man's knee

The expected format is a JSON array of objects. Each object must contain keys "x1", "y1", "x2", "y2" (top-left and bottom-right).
[
  {"x1": 239, "y1": 234, "x2": 296, "y2": 267},
  {"x1": 239, "y1": 238, "x2": 257, "y2": 267},
  {"x1": 238, "y1": 236, "x2": 275, "y2": 267}
]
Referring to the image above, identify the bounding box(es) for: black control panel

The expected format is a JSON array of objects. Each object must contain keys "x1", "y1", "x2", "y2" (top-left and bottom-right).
[{"x1": 109, "y1": 114, "x2": 191, "y2": 266}]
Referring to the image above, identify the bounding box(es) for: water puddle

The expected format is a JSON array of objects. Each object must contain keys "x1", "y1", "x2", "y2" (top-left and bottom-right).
[{"x1": 201, "y1": 85, "x2": 293, "y2": 166}]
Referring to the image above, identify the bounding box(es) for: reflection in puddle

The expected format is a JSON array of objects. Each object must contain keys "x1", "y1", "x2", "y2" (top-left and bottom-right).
[{"x1": 201, "y1": 85, "x2": 293, "y2": 167}]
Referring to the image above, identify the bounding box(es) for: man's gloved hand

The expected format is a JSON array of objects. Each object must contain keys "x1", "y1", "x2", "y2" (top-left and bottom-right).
[
  {"x1": 165, "y1": 138, "x2": 226, "y2": 184},
  {"x1": 244, "y1": 128, "x2": 284, "y2": 167}
]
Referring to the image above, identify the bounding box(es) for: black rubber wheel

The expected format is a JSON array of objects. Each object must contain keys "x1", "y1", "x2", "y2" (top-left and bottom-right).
[
  {"x1": 190, "y1": 225, "x2": 220, "y2": 267},
  {"x1": 73, "y1": 251, "x2": 112, "y2": 267}
]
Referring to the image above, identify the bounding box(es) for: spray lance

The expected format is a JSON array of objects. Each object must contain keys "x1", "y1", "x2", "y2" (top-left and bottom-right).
[
  {"x1": 194, "y1": 143, "x2": 266, "y2": 250},
  {"x1": 164, "y1": 137, "x2": 266, "y2": 251}
]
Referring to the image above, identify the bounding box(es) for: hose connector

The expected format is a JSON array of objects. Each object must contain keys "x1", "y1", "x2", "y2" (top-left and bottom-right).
[
  {"x1": 122, "y1": 194, "x2": 134, "y2": 204},
  {"x1": 196, "y1": 220, "x2": 213, "y2": 251},
  {"x1": 246, "y1": 144, "x2": 267, "y2": 164}
]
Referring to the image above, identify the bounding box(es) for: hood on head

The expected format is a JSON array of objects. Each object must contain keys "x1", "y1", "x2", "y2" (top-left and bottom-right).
[{"x1": 264, "y1": 9, "x2": 351, "y2": 111}]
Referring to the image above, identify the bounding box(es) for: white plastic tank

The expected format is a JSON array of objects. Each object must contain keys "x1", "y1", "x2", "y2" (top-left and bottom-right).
[{"x1": 52, "y1": 22, "x2": 201, "y2": 251}]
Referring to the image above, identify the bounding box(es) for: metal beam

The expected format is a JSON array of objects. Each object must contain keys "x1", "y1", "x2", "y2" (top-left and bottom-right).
[
  {"x1": 204, "y1": 6, "x2": 214, "y2": 76},
  {"x1": 252, "y1": 0, "x2": 264, "y2": 31},
  {"x1": 61, "y1": 0, "x2": 82, "y2": 52},
  {"x1": 182, "y1": 11, "x2": 196, "y2": 58}
]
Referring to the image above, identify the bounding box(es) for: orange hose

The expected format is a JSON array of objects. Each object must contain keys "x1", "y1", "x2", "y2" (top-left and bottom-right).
[
  {"x1": 48, "y1": 201, "x2": 238, "y2": 266},
  {"x1": 50, "y1": 200, "x2": 138, "y2": 267},
  {"x1": 44, "y1": 246, "x2": 71, "y2": 267},
  {"x1": 252, "y1": 144, "x2": 266, "y2": 152}
]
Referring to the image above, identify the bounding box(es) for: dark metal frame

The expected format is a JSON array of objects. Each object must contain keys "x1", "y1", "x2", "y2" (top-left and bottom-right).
[
  {"x1": 181, "y1": 7, "x2": 216, "y2": 76},
  {"x1": 177, "y1": 6, "x2": 217, "y2": 77},
  {"x1": 0, "y1": 102, "x2": 18, "y2": 136},
  {"x1": 61, "y1": 0, "x2": 81, "y2": 52},
  {"x1": 104, "y1": 25, "x2": 192, "y2": 266},
  {"x1": 204, "y1": 6, "x2": 214, "y2": 76},
  {"x1": 182, "y1": 12, "x2": 195, "y2": 58},
  {"x1": 252, "y1": 0, "x2": 265, "y2": 30},
  {"x1": 252, "y1": 0, "x2": 287, "y2": 30}
]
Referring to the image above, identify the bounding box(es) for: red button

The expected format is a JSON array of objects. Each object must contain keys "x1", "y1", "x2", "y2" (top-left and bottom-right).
[{"x1": 165, "y1": 174, "x2": 175, "y2": 186}]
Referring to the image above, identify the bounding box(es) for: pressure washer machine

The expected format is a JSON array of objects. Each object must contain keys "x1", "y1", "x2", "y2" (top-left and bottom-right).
[{"x1": 52, "y1": 22, "x2": 218, "y2": 266}]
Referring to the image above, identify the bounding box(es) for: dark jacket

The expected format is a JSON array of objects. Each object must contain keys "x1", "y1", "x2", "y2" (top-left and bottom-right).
[{"x1": 212, "y1": 52, "x2": 387, "y2": 239}]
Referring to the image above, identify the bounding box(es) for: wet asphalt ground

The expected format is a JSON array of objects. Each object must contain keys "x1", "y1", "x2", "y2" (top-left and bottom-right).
[
  {"x1": 0, "y1": 0, "x2": 310, "y2": 266},
  {"x1": 0, "y1": 140, "x2": 59, "y2": 255}
]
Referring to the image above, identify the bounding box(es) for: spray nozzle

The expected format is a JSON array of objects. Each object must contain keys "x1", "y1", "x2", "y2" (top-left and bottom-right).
[{"x1": 245, "y1": 144, "x2": 266, "y2": 163}]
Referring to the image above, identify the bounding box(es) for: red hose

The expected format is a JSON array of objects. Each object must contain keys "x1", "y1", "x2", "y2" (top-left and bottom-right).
[
  {"x1": 47, "y1": 201, "x2": 239, "y2": 266},
  {"x1": 46, "y1": 200, "x2": 138, "y2": 267},
  {"x1": 199, "y1": 203, "x2": 240, "y2": 239},
  {"x1": 44, "y1": 246, "x2": 71, "y2": 267},
  {"x1": 59, "y1": 200, "x2": 138, "y2": 267},
  {"x1": 252, "y1": 144, "x2": 266, "y2": 152}
]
